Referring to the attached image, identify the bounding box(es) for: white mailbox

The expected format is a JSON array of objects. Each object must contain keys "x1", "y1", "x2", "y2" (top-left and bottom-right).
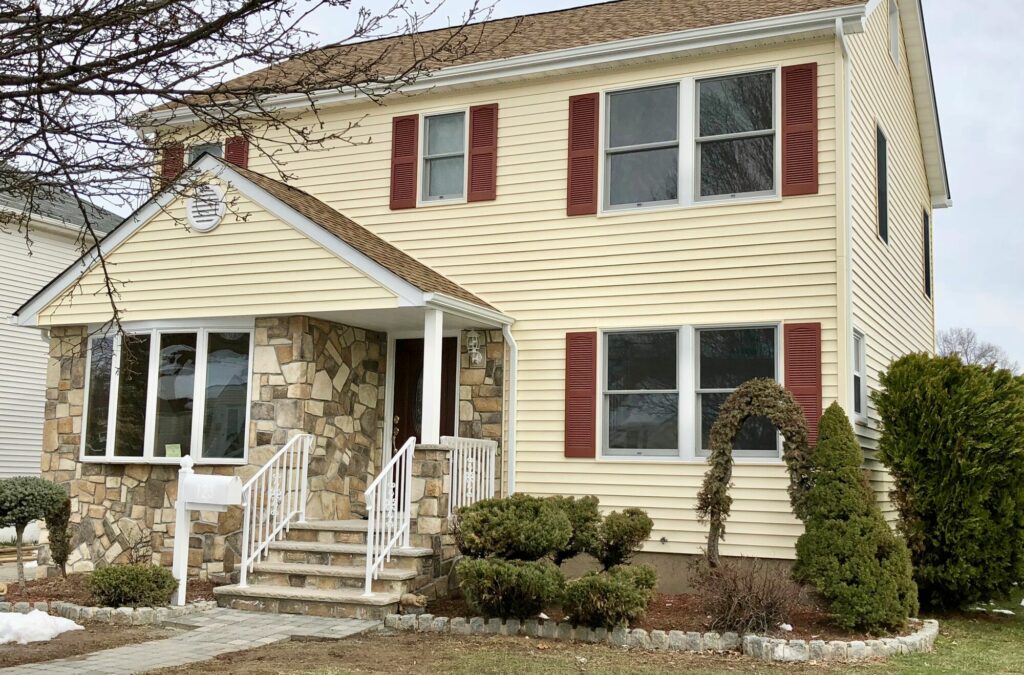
[{"x1": 180, "y1": 474, "x2": 242, "y2": 512}]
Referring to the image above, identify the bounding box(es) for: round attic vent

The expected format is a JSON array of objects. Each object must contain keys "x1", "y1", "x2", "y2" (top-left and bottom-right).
[{"x1": 186, "y1": 183, "x2": 225, "y2": 232}]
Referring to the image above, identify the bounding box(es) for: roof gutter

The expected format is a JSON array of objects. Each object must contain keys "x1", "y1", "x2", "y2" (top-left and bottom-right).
[{"x1": 144, "y1": 5, "x2": 869, "y2": 128}]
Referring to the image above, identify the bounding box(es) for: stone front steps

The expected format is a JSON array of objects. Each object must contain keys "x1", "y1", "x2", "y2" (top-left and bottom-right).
[{"x1": 213, "y1": 518, "x2": 436, "y2": 619}]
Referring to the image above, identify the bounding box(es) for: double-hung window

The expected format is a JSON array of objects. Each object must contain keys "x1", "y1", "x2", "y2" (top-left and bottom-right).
[
  {"x1": 83, "y1": 326, "x2": 252, "y2": 463},
  {"x1": 422, "y1": 112, "x2": 466, "y2": 201},
  {"x1": 853, "y1": 331, "x2": 867, "y2": 420},
  {"x1": 696, "y1": 71, "x2": 775, "y2": 199},
  {"x1": 189, "y1": 142, "x2": 223, "y2": 163},
  {"x1": 696, "y1": 327, "x2": 779, "y2": 458},
  {"x1": 605, "y1": 84, "x2": 680, "y2": 208},
  {"x1": 603, "y1": 331, "x2": 679, "y2": 457}
]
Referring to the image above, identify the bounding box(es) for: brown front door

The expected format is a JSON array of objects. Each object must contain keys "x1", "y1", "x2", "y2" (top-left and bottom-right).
[{"x1": 392, "y1": 337, "x2": 458, "y2": 445}]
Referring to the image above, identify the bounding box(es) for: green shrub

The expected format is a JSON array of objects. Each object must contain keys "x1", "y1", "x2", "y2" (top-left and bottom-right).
[
  {"x1": 0, "y1": 477, "x2": 67, "y2": 588},
  {"x1": 562, "y1": 565, "x2": 657, "y2": 628},
  {"x1": 589, "y1": 507, "x2": 653, "y2": 570},
  {"x1": 693, "y1": 557, "x2": 805, "y2": 634},
  {"x1": 88, "y1": 564, "x2": 177, "y2": 607},
  {"x1": 456, "y1": 557, "x2": 564, "y2": 619},
  {"x1": 874, "y1": 354, "x2": 1024, "y2": 609},
  {"x1": 45, "y1": 497, "x2": 72, "y2": 577},
  {"x1": 794, "y1": 403, "x2": 918, "y2": 633},
  {"x1": 546, "y1": 495, "x2": 600, "y2": 565},
  {"x1": 455, "y1": 495, "x2": 571, "y2": 561}
]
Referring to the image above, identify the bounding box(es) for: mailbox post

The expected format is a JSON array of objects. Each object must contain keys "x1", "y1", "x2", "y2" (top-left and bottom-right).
[{"x1": 172, "y1": 456, "x2": 243, "y2": 606}]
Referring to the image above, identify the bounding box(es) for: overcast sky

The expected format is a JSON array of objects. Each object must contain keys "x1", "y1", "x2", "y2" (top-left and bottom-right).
[{"x1": 314, "y1": 0, "x2": 1021, "y2": 362}]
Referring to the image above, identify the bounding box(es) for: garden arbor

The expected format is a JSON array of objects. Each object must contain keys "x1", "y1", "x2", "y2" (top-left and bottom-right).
[{"x1": 696, "y1": 379, "x2": 813, "y2": 567}]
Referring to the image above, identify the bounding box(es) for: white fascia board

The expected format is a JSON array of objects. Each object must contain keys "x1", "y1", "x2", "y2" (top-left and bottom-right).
[
  {"x1": 145, "y1": 5, "x2": 868, "y2": 128},
  {"x1": 423, "y1": 292, "x2": 513, "y2": 327}
]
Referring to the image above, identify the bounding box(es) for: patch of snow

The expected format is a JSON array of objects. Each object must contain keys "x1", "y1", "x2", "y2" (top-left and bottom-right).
[
  {"x1": 992, "y1": 609, "x2": 1015, "y2": 616},
  {"x1": 538, "y1": 612, "x2": 549, "y2": 620},
  {"x1": 969, "y1": 607, "x2": 988, "y2": 613},
  {"x1": 778, "y1": 623, "x2": 793, "y2": 632},
  {"x1": 0, "y1": 610, "x2": 82, "y2": 645}
]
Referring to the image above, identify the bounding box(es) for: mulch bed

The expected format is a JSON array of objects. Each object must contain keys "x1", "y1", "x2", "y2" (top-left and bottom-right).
[
  {"x1": 1, "y1": 572, "x2": 219, "y2": 606},
  {"x1": 428, "y1": 592, "x2": 878, "y2": 642}
]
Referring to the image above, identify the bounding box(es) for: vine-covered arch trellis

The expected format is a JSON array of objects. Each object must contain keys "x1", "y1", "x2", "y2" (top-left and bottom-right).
[{"x1": 695, "y1": 378, "x2": 813, "y2": 567}]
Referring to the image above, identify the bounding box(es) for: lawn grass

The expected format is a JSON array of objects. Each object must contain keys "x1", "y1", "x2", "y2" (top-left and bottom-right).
[{"x1": 158, "y1": 591, "x2": 1024, "y2": 674}]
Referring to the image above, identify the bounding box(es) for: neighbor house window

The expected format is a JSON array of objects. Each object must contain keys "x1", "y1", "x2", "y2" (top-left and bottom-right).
[
  {"x1": 922, "y1": 211, "x2": 932, "y2": 298},
  {"x1": 83, "y1": 326, "x2": 252, "y2": 462},
  {"x1": 877, "y1": 126, "x2": 888, "y2": 243},
  {"x1": 189, "y1": 142, "x2": 223, "y2": 163},
  {"x1": 697, "y1": 71, "x2": 775, "y2": 199},
  {"x1": 603, "y1": 331, "x2": 679, "y2": 457},
  {"x1": 853, "y1": 331, "x2": 867, "y2": 419},
  {"x1": 422, "y1": 112, "x2": 466, "y2": 200},
  {"x1": 696, "y1": 326, "x2": 779, "y2": 458},
  {"x1": 605, "y1": 84, "x2": 679, "y2": 208},
  {"x1": 889, "y1": 0, "x2": 901, "y2": 66}
]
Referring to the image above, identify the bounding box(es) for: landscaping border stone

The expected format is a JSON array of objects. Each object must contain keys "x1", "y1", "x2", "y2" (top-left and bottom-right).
[
  {"x1": 0, "y1": 599, "x2": 218, "y2": 625},
  {"x1": 382, "y1": 613, "x2": 939, "y2": 663}
]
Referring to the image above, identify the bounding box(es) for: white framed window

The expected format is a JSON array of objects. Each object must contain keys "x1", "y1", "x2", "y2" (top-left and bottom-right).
[
  {"x1": 853, "y1": 330, "x2": 868, "y2": 421},
  {"x1": 602, "y1": 330, "x2": 680, "y2": 457},
  {"x1": 889, "y1": 0, "x2": 901, "y2": 66},
  {"x1": 189, "y1": 142, "x2": 223, "y2": 163},
  {"x1": 695, "y1": 71, "x2": 776, "y2": 200},
  {"x1": 82, "y1": 323, "x2": 253, "y2": 464},
  {"x1": 695, "y1": 326, "x2": 780, "y2": 459},
  {"x1": 604, "y1": 84, "x2": 680, "y2": 209},
  {"x1": 422, "y1": 111, "x2": 466, "y2": 201}
]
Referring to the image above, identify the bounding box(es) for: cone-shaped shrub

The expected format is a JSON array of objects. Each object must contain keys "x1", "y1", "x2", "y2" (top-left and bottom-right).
[{"x1": 794, "y1": 403, "x2": 918, "y2": 633}]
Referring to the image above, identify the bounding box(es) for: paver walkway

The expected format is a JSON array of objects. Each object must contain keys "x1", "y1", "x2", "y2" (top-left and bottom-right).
[{"x1": 1, "y1": 608, "x2": 380, "y2": 674}]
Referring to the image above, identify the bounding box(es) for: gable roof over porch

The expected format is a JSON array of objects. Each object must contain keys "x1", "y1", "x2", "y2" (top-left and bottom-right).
[{"x1": 14, "y1": 156, "x2": 507, "y2": 328}]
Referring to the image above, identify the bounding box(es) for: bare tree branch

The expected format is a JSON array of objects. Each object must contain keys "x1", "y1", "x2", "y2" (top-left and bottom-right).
[{"x1": 937, "y1": 327, "x2": 1020, "y2": 373}]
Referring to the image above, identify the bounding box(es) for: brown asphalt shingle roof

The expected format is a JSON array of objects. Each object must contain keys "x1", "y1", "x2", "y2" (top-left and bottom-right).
[
  {"x1": 226, "y1": 160, "x2": 496, "y2": 311},
  {"x1": 219, "y1": 0, "x2": 863, "y2": 95}
]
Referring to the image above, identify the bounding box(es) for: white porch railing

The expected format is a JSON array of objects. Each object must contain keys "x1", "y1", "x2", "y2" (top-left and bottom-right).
[
  {"x1": 442, "y1": 436, "x2": 498, "y2": 516},
  {"x1": 364, "y1": 436, "x2": 415, "y2": 595},
  {"x1": 238, "y1": 434, "x2": 312, "y2": 587}
]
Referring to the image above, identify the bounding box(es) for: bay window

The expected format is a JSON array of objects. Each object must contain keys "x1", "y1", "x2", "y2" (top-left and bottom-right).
[
  {"x1": 82, "y1": 326, "x2": 252, "y2": 463},
  {"x1": 422, "y1": 112, "x2": 466, "y2": 201},
  {"x1": 603, "y1": 331, "x2": 679, "y2": 457}
]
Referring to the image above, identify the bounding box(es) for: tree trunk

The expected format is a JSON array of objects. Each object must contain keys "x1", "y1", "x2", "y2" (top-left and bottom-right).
[
  {"x1": 706, "y1": 523, "x2": 721, "y2": 568},
  {"x1": 14, "y1": 523, "x2": 25, "y2": 592}
]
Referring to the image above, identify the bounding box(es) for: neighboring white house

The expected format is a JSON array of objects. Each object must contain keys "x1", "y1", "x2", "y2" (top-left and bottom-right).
[{"x1": 0, "y1": 187, "x2": 119, "y2": 478}]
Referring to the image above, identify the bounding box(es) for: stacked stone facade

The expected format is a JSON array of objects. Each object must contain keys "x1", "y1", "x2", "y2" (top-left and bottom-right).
[
  {"x1": 458, "y1": 329, "x2": 504, "y2": 490},
  {"x1": 39, "y1": 316, "x2": 385, "y2": 579}
]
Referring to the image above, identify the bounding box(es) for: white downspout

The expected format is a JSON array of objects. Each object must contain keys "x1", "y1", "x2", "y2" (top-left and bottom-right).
[
  {"x1": 501, "y1": 324, "x2": 518, "y2": 495},
  {"x1": 837, "y1": 18, "x2": 856, "y2": 424}
]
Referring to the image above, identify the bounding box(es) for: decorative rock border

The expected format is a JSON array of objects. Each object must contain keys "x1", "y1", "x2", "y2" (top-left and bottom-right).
[
  {"x1": 383, "y1": 613, "x2": 939, "y2": 663},
  {"x1": 0, "y1": 600, "x2": 218, "y2": 626}
]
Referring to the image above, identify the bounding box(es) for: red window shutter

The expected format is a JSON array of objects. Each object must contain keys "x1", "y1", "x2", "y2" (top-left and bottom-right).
[
  {"x1": 567, "y1": 93, "x2": 599, "y2": 216},
  {"x1": 784, "y1": 323, "x2": 823, "y2": 446},
  {"x1": 225, "y1": 136, "x2": 249, "y2": 169},
  {"x1": 160, "y1": 143, "x2": 184, "y2": 181},
  {"x1": 564, "y1": 331, "x2": 597, "y2": 458},
  {"x1": 468, "y1": 103, "x2": 498, "y2": 202},
  {"x1": 781, "y1": 63, "x2": 818, "y2": 197},
  {"x1": 390, "y1": 115, "x2": 419, "y2": 210}
]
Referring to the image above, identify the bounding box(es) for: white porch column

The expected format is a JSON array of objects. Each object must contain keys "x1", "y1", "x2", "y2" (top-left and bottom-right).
[{"x1": 421, "y1": 308, "x2": 444, "y2": 445}]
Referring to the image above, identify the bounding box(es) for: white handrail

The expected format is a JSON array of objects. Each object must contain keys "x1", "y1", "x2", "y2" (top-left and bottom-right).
[
  {"x1": 441, "y1": 436, "x2": 498, "y2": 515},
  {"x1": 364, "y1": 436, "x2": 415, "y2": 595},
  {"x1": 238, "y1": 434, "x2": 312, "y2": 587}
]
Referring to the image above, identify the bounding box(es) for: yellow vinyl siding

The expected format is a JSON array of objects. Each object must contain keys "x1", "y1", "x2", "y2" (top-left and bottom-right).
[
  {"x1": 846, "y1": 1, "x2": 935, "y2": 519},
  {"x1": 37, "y1": 187, "x2": 397, "y2": 326},
  {"x1": 241, "y1": 39, "x2": 842, "y2": 558}
]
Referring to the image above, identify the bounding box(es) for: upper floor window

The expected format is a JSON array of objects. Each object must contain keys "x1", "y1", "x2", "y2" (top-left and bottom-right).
[
  {"x1": 697, "y1": 71, "x2": 775, "y2": 199},
  {"x1": 83, "y1": 326, "x2": 252, "y2": 463},
  {"x1": 923, "y1": 210, "x2": 932, "y2": 298},
  {"x1": 422, "y1": 112, "x2": 466, "y2": 201},
  {"x1": 189, "y1": 142, "x2": 223, "y2": 163},
  {"x1": 889, "y1": 0, "x2": 901, "y2": 66},
  {"x1": 853, "y1": 330, "x2": 867, "y2": 419},
  {"x1": 877, "y1": 125, "x2": 889, "y2": 243},
  {"x1": 605, "y1": 85, "x2": 680, "y2": 208}
]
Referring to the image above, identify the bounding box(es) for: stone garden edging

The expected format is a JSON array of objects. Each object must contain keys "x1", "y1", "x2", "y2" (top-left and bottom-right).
[
  {"x1": 383, "y1": 613, "x2": 939, "y2": 663},
  {"x1": 0, "y1": 599, "x2": 218, "y2": 626}
]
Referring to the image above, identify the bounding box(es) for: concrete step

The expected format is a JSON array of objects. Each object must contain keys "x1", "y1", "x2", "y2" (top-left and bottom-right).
[
  {"x1": 251, "y1": 561, "x2": 418, "y2": 594},
  {"x1": 285, "y1": 520, "x2": 369, "y2": 545},
  {"x1": 214, "y1": 584, "x2": 400, "y2": 620},
  {"x1": 266, "y1": 540, "x2": 434, "y2": 572}
]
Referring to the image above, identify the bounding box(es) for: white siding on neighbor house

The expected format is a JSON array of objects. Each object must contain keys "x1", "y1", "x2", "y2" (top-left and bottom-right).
[
  {"x1": 238, "y1": 38, "x2": 843, "y2": 560},
  {"x1": 846, "y1": 0, "x2": 935, "y2": 519},
  {"x1": 0, "y1": 225, "x2": 82, "y2": 478}
]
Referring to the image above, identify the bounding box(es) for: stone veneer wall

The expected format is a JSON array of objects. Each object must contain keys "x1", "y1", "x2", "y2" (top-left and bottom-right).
[
  {"x1": 39, "y1": 317, "x2": 385, "y2": 579},
  {"x1": 458, "y1": 329, "x2": 505, "y2": 493}
]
